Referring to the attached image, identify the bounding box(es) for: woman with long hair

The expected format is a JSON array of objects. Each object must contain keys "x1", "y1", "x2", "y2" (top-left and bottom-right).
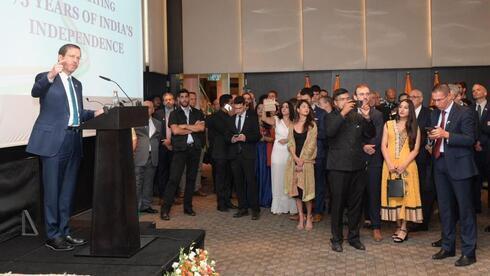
[
  {"x1": 261, "y1": 101, "x2": 297, "y2": 214},
  {"x1": 284, "y1": 100, "x2": 317, "y2": 230},
  {"x1": 380, "y1": 99, "x2": 423, "y2": 242}
]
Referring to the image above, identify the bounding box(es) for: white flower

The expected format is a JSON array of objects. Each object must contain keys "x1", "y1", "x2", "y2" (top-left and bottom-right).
[
  {"x1": 200, "y1": 260, "x2": 207, "y2": 269},
  {"x1": 172, "y1": 262, "x2": 179, "y2": 269},
  {"x1": 211, "y1": 260, "x2": 216, "y2": 266},
  {"x1": 175, "y1": 268, "x2": 182, "y2": 275},
  {"x1": 189, "y1": 251, "x2": 196, "y2": 261},
  {"x1": 191, "y1": 266, "x2": 198, "y2": 272},
  {"x1": 194, "y1": 272, "x2": 201, "y2": 276}
]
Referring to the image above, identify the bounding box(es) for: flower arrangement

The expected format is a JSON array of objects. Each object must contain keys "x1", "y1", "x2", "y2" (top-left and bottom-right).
[{"x1": 166, "y1": 243, "x2": 219, "y2": 276}]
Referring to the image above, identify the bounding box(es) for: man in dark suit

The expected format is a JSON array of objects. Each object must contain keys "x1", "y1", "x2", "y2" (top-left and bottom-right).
[
  {"x1": 226, "y1": 96, "x2": 261, "y2": 220},
  {"x1": 26, "y1": 44, "x2": 101, "y2": 251},
  {"x1": 298, "y1": 87, "x2": 327, "y2": 223},
  {"x1": 359, "y1": 86, "x2": 384, "y2": 242},
  {"x1": 378, "y1": 88, "x2": 398, "y2": 122},
  {"x1": 206, "y1": 94, "x2": 236, "y2": 211},
  {"x1": 153, "y1": 92, "x2": 177, "y2": 205},
  {"x1": 470, "y1": 83, "x2": 489, "y2": 214},
  {"x1": 133, "y1": 101, "x2": 162, "y2": 214},
  {"x1": 325, "y1": 88, "x2": 376, "y2": 252},
  {"x1": 160, "y1": 89, "x2": 205, "y2": 220},
  {"x1": 408, "y1": 89, "x2": 435, "y2": 232},
  {"x1": 429, "y1": 84, "x2": 478, "y2": 267}
]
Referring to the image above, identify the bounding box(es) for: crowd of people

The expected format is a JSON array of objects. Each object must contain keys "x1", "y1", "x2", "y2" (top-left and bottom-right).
[{"x1": 134, "y1": 81, "x2": 489, "y2": 267}]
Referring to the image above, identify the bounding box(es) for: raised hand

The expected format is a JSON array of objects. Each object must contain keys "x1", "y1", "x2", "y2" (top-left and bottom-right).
[{"x1": 47, "y1": 59, "x2": 65, "y2": 80}]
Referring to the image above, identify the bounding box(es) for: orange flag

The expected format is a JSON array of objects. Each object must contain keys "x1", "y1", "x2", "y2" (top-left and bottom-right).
[
  {"x1": 404, "y1": 72, "x2": 413, "y2": 95},
  {"x1": 333, "y1": 74, "x2": 340, "y2": 91},
  {"x1": 433, "y1": 71, "x2": 440, "y2": 87},
  {"x1": 430, "y1": 71, "x2": 440, "y2": 107},
  {"x1": 304, "y1": 74, "x2": 311, "y2": 88}
]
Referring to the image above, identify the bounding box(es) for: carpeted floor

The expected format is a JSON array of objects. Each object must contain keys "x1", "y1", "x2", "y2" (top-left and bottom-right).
[{"x1": 139, "y1": 164, "x2": 490, "y2": 275}]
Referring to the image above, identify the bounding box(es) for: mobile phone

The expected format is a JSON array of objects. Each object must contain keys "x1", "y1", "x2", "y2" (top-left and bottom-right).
[{"x1": 352, "y1": 100, "x2": 363, "y2": 108}]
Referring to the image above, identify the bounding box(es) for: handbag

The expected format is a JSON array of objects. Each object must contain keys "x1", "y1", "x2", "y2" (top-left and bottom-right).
[{"x1": 387, "y1": 173, "x2": 405, "y2": 198}]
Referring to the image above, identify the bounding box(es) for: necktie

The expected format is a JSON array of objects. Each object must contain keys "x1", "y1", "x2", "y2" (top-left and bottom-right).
[
  {"x1": 477, "y1": 104, "x2": 482, "y2": 119},
  {"x1": 433, "y1": 110, "x2": 446, "y2": 159},
  {"x1": 68, "y1": 76, "x2": 79, "y2": 126},
  {"x1": 237, "y1": 114, "x2": 242, "y2": 133}
]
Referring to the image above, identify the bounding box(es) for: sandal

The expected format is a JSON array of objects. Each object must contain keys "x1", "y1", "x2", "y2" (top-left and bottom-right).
[
  {"x1": 392, "y1": 227, "x2": 401, "y2": 239},
  {"x1": 393, "y1": 229, "x2": 408, "y2": 243}
]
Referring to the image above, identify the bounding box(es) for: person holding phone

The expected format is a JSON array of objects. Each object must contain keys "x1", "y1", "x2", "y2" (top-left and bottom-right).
[
  {"x1": 325, "y1": 88, "x2": 375, "y2": 252},
  {"x1": 429, "y1": 84, "x2": 478, "y2": 267}
]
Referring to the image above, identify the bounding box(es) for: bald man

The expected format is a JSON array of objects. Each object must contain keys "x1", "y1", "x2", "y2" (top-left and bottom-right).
[
  {"x1": 132, "y1": 101, "x2": 162, "y2": 214},
  {"x1": 471, "y1": 84, "x2": 489, "y2": 214}
]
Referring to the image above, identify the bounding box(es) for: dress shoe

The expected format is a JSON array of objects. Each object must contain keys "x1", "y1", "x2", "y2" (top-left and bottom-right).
[
  {"x1": 372, "y1": 229, "x2": 383, "y2": 242},
  {"x1": 348, "y1": 241, "x2": 366, "y2": 251},
  {"x1": 45, "y1": 237, "x2": 74, "y2": 251},
  {"x1": 454, "y1": 255, "x2": 476, "y2": 267},
  {"x1": 217, "y1": 206, "x2": 229, "y2": 212},
  {"x1": 233, "y1": 209, "x2": 249, "y2": 218},
  {"x1": 408, "y1": 224, "x2": 428, "y2": 232},
  {"x1": 184, "y1": 209, "x2": 196, "y2": 216},
  {"x1": 140, "y1": 207, "x2": 158, "y2": 214},
  {"x1": 64, "y1": 235, "x2": 87, "y2": 246},
  {"x1": 251, "y1": 210, "x2": 260, "y2": 220},
  {"x1": 226, "y1": 202, "x2": 238, "y2": 209},
  {"x1": 160, "y1": 208, "x2": 170, "y2": 220},
  {"x1": 194, "y1": 190, "x2": 207, "y2": 197},
  {"x1": 432, "y1": 249, "x2": 455, "y2": 260},
  {"x1": 431, "y1": 239, "x2": 442, "y2": 247},
  {"x1": 331, "y1": 241, "x2": 343, "y2": 252},
  {"x1": 312, "y1": 214, "x2": 323, "y2": 223}
]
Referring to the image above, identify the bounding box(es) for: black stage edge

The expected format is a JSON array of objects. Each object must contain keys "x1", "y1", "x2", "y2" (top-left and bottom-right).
[{"x1": 0, "y1": 219, "x2": 205, "y2": 276}]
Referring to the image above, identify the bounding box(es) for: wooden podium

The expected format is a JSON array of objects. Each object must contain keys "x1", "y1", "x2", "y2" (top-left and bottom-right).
[{"x1": 78, "y1": 106, "x2": 154, "y2": 257}]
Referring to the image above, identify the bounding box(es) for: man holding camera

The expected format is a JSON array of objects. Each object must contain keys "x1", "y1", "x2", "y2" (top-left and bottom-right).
[{"x1": 325, "y1": 88, "x2": 375, "y2": 253}]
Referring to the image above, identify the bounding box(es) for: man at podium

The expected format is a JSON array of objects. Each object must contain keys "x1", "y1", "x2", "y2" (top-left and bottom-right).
[{"x1": 26, "y1": 44, "x2": 102, "y2": 251}]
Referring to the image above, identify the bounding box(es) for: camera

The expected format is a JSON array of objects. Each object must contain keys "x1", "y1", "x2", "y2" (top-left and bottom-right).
[{"x1": 351, "y1": 100, "x2": 364, "y2": 108}]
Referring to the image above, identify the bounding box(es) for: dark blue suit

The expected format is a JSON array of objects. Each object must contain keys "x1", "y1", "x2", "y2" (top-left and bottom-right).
[
  {"x1": 313, "y1": 106, "x2": 327, "y2": 215},
  {"x1": 431, "y1": 103, "x2": 478, "y2": 257},
  {"x1": 27, "y1": 72, "x2": 93, "y2": 240}
]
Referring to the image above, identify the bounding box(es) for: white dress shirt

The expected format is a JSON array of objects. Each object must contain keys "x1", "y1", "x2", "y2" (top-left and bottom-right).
[
  {"x1": 181, "y1": 106, "x2": 194, "y2": 144},
  {"x1": 436, "y1": 101, "x2": 454, "y2": 153},
  {"x1": 415, "y1": 105, "x2": 422, "y2": 119},
  {"x1": 235, "y1": 112, "x2": 246, "y2": 132}
]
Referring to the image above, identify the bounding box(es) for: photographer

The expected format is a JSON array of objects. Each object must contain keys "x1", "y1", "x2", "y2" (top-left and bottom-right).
[{"x1": 325, "y1": 88, "x2": 375, "y2": 253}]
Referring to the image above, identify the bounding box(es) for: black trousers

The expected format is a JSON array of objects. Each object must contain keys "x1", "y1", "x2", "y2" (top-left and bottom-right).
[
  {"x1": 418, "y1": 160, "x2": 436, "y2": 229},
  {"x1": 230, "y1": 157, "x2": 259, "y2": 212},
  {"x1": 364, "y1": 166, "x2": 382, "y2": 229},
  {"x1": 155, "y1": 145, "x2": 173, "y2": 198},
  {"x1": 329, "y1": 170, "x2": 366, "y2": 243},
  {"x1": 214, "y1": 158, "x2": 232, "y2": 208},
  {"x1": 162, "y1": 145, "x2": 201, "y2": 212}
]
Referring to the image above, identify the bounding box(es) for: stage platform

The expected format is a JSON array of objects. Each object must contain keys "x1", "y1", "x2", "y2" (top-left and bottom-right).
[{"x1": 0, "y1": 221, "x2": 205, "y2": 276}]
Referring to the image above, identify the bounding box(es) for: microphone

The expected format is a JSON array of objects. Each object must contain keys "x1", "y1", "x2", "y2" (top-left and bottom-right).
[
  {"x1": 99, "y1": 75, "x2": 134, "y2": 106},
  {"x1": 86, "y1": 97, "x2": 109, "y2": 114}
]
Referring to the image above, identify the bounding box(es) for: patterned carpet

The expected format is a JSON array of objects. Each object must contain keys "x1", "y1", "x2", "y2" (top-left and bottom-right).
[{"x1": 140, "y1": 165, "x2": 490, "y2": 275}]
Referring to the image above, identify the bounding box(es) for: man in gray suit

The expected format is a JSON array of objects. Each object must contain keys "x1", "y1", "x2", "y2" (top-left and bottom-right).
[{"x1": 132, "y1": 101, "x2": 162, "y2": 214}]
